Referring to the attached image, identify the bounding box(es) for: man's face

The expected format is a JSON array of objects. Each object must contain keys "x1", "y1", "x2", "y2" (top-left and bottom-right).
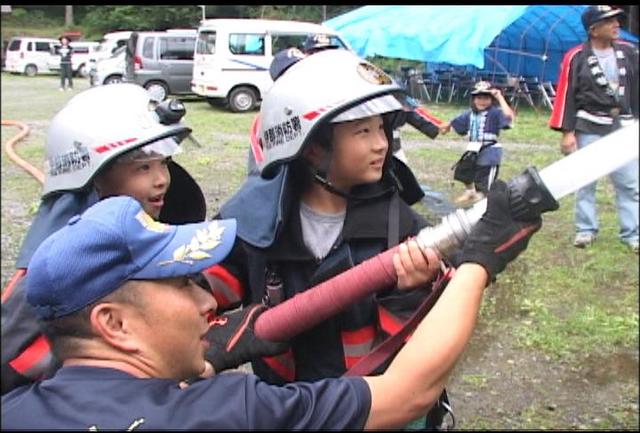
[
  {"x1": 125, "y1": 277, "x2": 217, "y2": 379},
  {"x1": 322, "y1": 114, "x2": 389, "y2": 190},
  {"x1": 590, "y1": 17, "x2": 621, "y2": 41},
  {"x1": 95, "y1": 157, "x2": 170, "y2": 219}
]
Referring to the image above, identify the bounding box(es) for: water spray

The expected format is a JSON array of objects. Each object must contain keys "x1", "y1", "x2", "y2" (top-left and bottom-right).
[{"x1": 254, "y1": 122, "x2": 639, "y2": 341}]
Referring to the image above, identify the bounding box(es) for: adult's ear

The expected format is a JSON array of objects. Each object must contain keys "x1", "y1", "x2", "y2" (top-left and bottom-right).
[{"x1": 90, "y1": 302, "x2": 139, "y2": 353}]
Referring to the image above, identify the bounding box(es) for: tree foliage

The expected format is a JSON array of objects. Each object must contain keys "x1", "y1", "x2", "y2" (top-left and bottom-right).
[
  {"x1": 78, "y1": 5, "x2": 360, "y2": 37},
  {"x1": 3, "y1": 6, "x2": 361, "y2": 39}
]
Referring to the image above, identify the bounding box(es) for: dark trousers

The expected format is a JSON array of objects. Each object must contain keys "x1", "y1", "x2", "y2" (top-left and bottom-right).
[
  {"x1": 473, "y1": 164, "x2": 500, "y2": 193},
  {"x1": 60, "y1": 63, "x2": 73, "y2": 89}
]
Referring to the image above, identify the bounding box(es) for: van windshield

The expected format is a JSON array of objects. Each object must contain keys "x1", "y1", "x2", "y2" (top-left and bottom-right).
[
  {"x1": 8, "y1": 39, "x2": 21, "y2": 51},
  {"x1": 196, "y1": 31, "x2": 216, "y2": 55}
]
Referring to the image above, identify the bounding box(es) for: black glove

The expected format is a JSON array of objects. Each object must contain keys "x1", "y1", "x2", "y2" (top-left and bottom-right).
[
  {"x1": 204, "y1": 304, "x2": 289, "y2": 373},
  {"x1": 460, "y1": 180, "x2": 542, "y2": 281}
]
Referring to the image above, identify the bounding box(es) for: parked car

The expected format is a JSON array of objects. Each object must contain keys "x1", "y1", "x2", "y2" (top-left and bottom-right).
[
  {"x1": 48, "y1": 41, "x2": 99, "y2": 77},
  {"x1": 192, "y1": 19, "x2": 350, "y2": 112},
  {"x1": 88, "y1": 31, "x2": 132, "y2": 85},
  {"x1": 124, "y1": 29, "x2": 197, "y2": 101},
  {"x1": 4, "y1": 36, "x2": 58, "y2": 76},
  {"x1": 92, "y1": 45, "x2": 126, "y2": 86}
]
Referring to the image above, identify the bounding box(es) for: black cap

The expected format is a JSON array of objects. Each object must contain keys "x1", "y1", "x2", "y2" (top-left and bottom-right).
[
  {"x1": 581, "y1": 5, "x2": 624, "y2": 31},
  {"x1": 269, "y1": 48, "x2": 306, "y2": 81},
  {"x1": 470, "y1": 80, "x2": 493, "y2": 96}
]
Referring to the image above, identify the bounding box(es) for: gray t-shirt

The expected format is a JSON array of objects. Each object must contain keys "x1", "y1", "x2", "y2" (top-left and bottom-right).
[
  {"x1": 300, "y1": 202, "x2": 346, "y2": 260},
  {"x1": 593, "y1": 47, "x2": 619, "y2": 90}
]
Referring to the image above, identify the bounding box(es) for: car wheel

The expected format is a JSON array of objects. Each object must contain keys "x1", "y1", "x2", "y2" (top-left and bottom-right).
[
  {"x1": 104, "y1": 74, "x2": 123, "y2": 85},
  {"x1": 228, "y1": 86, "x2": 257, "y2": 113},
  {"x1": 24, "y1": 64, "x2": 37, "y2": 77},
  {"x1": 144, "y1": 81, "x2": 169, "y2": 102},
  {"x1": 78, "y1": 63, "x2": 90, "y2": 78}
]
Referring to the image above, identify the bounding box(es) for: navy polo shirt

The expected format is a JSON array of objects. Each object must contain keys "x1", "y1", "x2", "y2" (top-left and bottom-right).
[{"x1": 1, "y1": 366, "x2": 371, "y2": 430}]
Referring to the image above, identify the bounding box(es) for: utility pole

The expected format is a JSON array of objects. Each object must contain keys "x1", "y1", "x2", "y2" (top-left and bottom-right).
[
  {"x1": 65, "y1": 5, "x2": 74, "y2": 26},
  {"x1": 629, "y1": 5, "x2": 638, "y2": 36},
  {"x1": 322, "y1": 5, "x2": 327, "y2": 22}
]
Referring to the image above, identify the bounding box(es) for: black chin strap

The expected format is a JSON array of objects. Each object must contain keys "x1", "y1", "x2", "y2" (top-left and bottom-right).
[{"x1": 312, "y1": 171, "x2": 393, "y2": 202}]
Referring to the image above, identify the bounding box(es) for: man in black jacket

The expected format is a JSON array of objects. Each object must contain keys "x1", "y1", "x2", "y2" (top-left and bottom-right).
[{"x1": 549, "y1": 5, "x2": 638, "y2": 252}]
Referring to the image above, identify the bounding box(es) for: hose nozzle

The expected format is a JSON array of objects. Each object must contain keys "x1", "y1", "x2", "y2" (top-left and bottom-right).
[{"x1": 416, "y1": 166, "x2": 558, "y2": 259}]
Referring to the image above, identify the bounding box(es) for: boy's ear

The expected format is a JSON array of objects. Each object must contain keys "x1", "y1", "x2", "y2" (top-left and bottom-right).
[{"x1": 302, "y1": 141, "x2": 324, "y2": 166}]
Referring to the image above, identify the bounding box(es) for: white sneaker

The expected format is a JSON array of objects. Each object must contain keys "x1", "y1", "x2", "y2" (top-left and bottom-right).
[
  {"x1": 471, "y1": 191, "x2": 485, "y2": 202},
  {"x1": 625, "y1": 240, "x2": 639, "y2": 254},
  {"x1": 573, "y1": 232, "x2": 596, "y2": 248},
  {"x1": 455, "y1": 190, "x2": 476, "y2": 204}
]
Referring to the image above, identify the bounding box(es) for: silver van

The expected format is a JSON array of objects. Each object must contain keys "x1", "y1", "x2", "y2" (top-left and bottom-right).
[{"x1": 124, "y1": 29, "x2": 196, "y2": 101}]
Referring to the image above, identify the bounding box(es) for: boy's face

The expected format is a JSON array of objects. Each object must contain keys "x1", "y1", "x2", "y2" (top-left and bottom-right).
[
  {"x1": 472, "y1": 94, "x2": 493, "y2": 111},
  {"x1": 95, "y1": 157, "x2": 171, "y2": 219},
  {"x1": 325, "y1": 114, "x2": 388, "y2": 189}
]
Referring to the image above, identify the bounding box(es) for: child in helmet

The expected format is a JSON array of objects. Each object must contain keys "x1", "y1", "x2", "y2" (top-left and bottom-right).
[
  {"x1": 440, "y1": 81, "x2": 514, "y2": 204},
  {"x1": 210, "y1": 49, "x2": 452, "y2": 428},
  {"x1": 1, "y1": 83, "x2": 206, "y2": 394}
]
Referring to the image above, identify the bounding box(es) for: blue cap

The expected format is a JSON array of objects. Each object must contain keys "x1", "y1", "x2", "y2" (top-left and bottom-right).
[
  {"x1": 26, "y1": 196, "x2": 237, "y2": 320},
  {"x1": 269, "y1": 48, "x2": 306, "y2": 81}
]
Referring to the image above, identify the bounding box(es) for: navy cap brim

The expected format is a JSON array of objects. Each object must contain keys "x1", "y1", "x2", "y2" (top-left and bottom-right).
[{"x1": 132, "y1": 218, "x2": 236, "y2": 281}]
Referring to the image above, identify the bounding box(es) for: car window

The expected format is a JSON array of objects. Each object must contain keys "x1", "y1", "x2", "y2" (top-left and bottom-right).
[
  {"x1": 196, "y1": 31, "x2": 216, "y2": 55},
  {"x1": 35, "y1": 42, "x2": 52, "y2": 52},
  {"x1": 271, "y1": 33, "x2": 307, "y2": 53},
  {"x1": 111, "y1": 45, "x2": 127, "y2": 58},
  {"x1": 159, "y1": 36, "x2": 195, "y2": 61},
  {"x1": 26, "y1": 42, "x2": 32, "y2": 51},
  {"x1": 142, "y1": 36, "x2": 155, "y2": 59},
  {"x1": 229, "y1": 33, "x2": 264, "y2": 56},
  {"x1": 8, "y1": 39, "x2": 21, "y2": 51}
]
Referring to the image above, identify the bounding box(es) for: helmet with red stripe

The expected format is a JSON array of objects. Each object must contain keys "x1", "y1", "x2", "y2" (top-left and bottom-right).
[{"x1": 257, "y1": 49, "x2": 407, "y2": 177}]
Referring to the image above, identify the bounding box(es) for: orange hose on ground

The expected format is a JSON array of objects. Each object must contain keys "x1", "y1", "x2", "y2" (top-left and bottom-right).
[{"x1": 2, "y1": 119, "x2": 44, "y2": 185}]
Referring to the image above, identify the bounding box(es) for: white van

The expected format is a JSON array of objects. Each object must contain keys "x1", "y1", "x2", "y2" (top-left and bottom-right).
[
  {"x1": 93, "y1": 45, "x2": 126, "y2": 86},
  {"x1": 88, "y1": 31, "x2": 132, "y2": 85},
  {"x1": 192, "y1": 19, "x2": 350, "y2": 112},
  {"x1": 48, "y1": 41, "x2": 100, "y2": 77},
  {"x1": 4, "y1": 37, "x2": 58, "y2": 76}
]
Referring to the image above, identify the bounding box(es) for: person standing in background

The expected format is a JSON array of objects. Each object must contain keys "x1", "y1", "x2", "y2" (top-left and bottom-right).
[
  {"x1": 58, "y1": 36, "x2": 73, "y2": 91},
  {"x1": 549, "y1": 5, "x2": 638, "y2": 252}
]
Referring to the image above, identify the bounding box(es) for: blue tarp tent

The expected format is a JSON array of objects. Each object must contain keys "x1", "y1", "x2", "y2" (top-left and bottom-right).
[{"x1": 324, "y1": 5, "x2": 638, "y2": 83}]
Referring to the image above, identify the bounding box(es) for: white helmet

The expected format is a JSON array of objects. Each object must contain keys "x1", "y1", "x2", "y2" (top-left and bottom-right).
[
  {"x1": 257, "y1": 49, "x2": 407, "y2": 177},
  {"x1": 42, "y1": 83, "x2": 192, "y2": 198}
]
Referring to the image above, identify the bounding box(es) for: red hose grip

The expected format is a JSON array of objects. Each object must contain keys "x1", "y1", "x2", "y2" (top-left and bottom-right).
[{"x1": 254, "y1": 246, "x2": 399, "y2": 341}]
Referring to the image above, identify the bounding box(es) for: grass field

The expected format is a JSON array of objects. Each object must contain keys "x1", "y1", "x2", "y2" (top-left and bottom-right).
[{"x1": 1, "y1": 73, "x2": 638, "y2": 429}]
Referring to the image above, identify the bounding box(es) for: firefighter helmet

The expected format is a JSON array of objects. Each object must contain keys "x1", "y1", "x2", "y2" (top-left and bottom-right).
[
  {"x1": 42, "y1": 83, "x2": 192, "y2": 198},
  {"x1": 257, "y1": 49, "x2": 407, "y2": 176}
]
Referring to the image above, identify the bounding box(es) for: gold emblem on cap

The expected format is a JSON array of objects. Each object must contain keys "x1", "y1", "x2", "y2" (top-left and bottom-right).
[
  {"x1": 136, "y1": 211, "x2": 170, "y2": 233},
  {"x1": 158, "y1": 221, "x2": 226, "y2": 266},
  {"x1": 357, "y1": 62, "x2": 392, "y2": 85}
]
